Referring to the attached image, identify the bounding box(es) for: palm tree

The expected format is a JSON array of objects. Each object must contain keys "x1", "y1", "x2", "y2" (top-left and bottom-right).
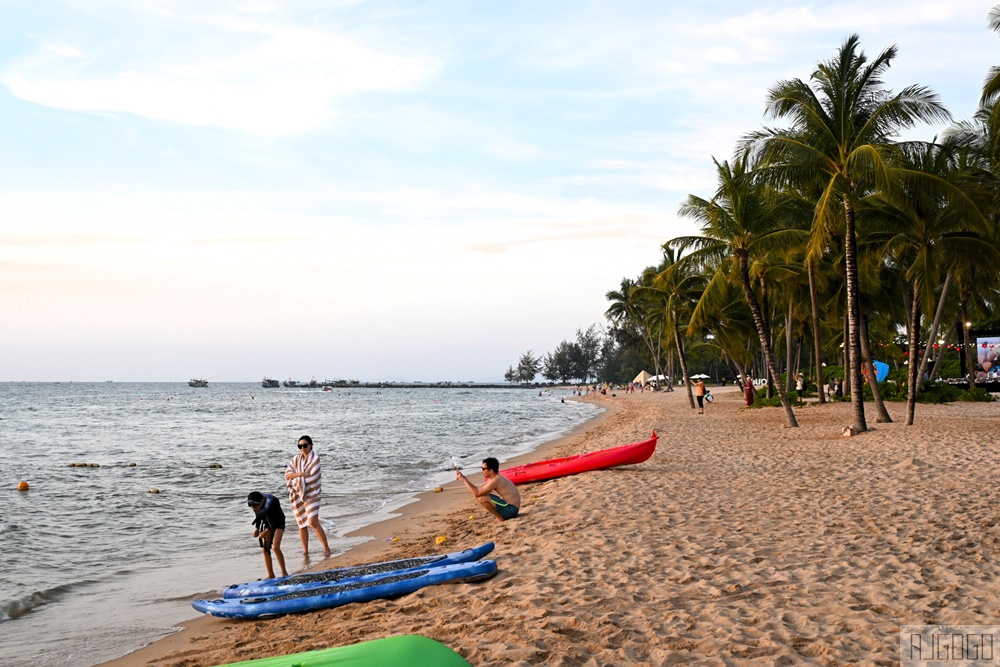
[
  {"x1": 861, "y1": 139, "x2": 992, "y2": 423},
  {"x1": 689, "y1": 280, "x2": 759, "y2": 386},
  {"x1": 645, "y1": 248, "x2": 708, "y2": 409},
  {"x1": 606, "y1": 277, "x2": 662, "y2": 378},
  {"x1": 981, "y1": 5, "x2": 1000, "y2": 107},
  {"x1": 946, "y1": 106, "x2": 1000, "y2": 383},
  {"x1": 671, "y1": 155, "x2": 804, "y2": 427},
  {"x1": 745, "y1": 35, "x2": 951, "y2": 433}
]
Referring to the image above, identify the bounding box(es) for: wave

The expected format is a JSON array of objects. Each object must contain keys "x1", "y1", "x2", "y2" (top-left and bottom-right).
[{"x1": 0, "y1": 580, "x2": 93, "y2": 622}]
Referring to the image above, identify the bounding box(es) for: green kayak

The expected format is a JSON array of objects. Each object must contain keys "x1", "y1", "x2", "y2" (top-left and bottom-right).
[{"x1": 211, "y1": 635, "x2": 471, "y2": 667}]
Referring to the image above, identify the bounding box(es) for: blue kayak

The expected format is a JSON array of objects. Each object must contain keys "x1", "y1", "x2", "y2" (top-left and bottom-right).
[
  {"x1": 193, "y1": 560, "x2": 498, "y2": 619},
  {"x1": 223, "y1": 542, "x2": 494, "y2": 599}
]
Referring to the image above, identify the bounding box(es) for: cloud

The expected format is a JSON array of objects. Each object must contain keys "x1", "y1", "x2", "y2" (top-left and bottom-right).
[
  {"x1": 188, "y1": 235, "x2": 305, "y2": 245},
  {"x1": 0, "y1": 235, "x2": 141, "y2": 246},
  {"x1": 46, "y1": 44, "x2": 86, "y2": 59},
  {"x1": 483, "y1": 138, "x2": 544, "y2": 161},
  {"x1": 467, "y1": 213, "x2": 664, "y2": 255},
  {"x1": 3, "y1": 18, "x2": 438, "y2": 137}
]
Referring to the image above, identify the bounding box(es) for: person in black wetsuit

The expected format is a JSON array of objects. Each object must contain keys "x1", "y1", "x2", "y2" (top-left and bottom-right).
[{"x1": 247, "y1": 491, "x2": 288, "y2": 579}]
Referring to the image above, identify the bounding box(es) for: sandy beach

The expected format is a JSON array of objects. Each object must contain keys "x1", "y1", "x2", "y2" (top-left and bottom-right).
[{"x1": 101, "y1": 387, "x2": 1000, "y2": 666}]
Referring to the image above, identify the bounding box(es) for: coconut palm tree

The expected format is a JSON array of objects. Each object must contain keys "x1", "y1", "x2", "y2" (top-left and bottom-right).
[
  {"x1": 671, "y1": 155, "x2": 805, "y2": 427},
  {"x1": 605, "y1": 277, "x2": 662, "y2": 379},
  {"x1": 645, "y1": 248, "x2": 710, "y2": 409},
  {"x1": 981, "y1": 5, "x2": 1000, "y2": 107},
  {"x1": 945, "y1": 107, "x2": 1000, "y2": 383},
  {"x1": 745, "y1": 35, "x2": 951, "y2": 433},
  {"x1": 861, "y1": 139, "x2": 993, "y2": 423},
  {"x1": 688, "y1": 279, "x2": 759, "y2": 386}
]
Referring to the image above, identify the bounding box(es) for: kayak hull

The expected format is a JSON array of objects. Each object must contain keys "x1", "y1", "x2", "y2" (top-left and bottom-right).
[
  {"x1": 223, "y1": 542, "x2": 495, "y2": 598},
  {"x1": 194, "y1": 560, "x2": 498, "y2": 619},
  {"x1": 209, "y1": 635, "x2": 471, "y2": 667},
  {"x1": 500, "y1": 432, "x2": 657, "y2": 485}
]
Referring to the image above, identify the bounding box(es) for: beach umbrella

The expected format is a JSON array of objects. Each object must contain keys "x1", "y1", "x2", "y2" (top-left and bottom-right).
[
  {"x1": 873, "y1": 360, "x2": 889, "y2": 383},
  {"x1": 690, "y1": 374, "x2": 710, "y2": 379},
  {"x1": 632, "y1": 370, "x2": 653, "y2": 384}
]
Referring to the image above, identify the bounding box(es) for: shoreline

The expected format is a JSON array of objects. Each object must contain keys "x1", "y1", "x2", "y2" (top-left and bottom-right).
[
  {"x1": 98, "y1": 394, "x2": 615, "y2": 667},
  {"x1": 100, "y1": 388, "x2": 1000, "y2": 666}
]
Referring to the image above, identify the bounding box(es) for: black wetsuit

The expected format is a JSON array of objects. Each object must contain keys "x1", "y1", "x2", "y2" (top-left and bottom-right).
[{"x1": 252, "y1": 493, "x2": 286, "y2": 551}]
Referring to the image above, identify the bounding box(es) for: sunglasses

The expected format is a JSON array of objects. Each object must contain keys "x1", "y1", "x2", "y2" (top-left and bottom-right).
[
  {"x1": 247, "y1": 499, "x2": 261, "y2": 507},
  {"x1": 298, "y1": 443, "x2": 311, "y2": 449},
  {"x1": 481, "y1": 466, "x2": 489, "y2": 471}
]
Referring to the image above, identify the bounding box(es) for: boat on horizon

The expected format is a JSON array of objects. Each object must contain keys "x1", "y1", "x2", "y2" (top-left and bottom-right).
[
  {"x1": 261, "y1": 377, "x2": 280, "y2": 388},
  {"x1": 188, "y1": 378, "x2": 208, "y2": 387},
  {"x1": 283, "y1": 377, "x2": 319, "y2": 388}
]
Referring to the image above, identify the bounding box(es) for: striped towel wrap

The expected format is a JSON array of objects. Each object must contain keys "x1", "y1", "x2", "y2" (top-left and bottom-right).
[{"x1": 286, "y1": 449, "x2": 323, "y2": 529}]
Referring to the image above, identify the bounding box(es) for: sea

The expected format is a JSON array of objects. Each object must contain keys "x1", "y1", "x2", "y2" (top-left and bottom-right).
[{"x1": 0, "y1": 382, "x2": 598, "y2": 667}]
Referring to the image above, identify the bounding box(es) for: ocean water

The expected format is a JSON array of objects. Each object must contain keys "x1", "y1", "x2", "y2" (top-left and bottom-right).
[{"x1": 0, "y1": 383, "x2": 597, "y2": 667}]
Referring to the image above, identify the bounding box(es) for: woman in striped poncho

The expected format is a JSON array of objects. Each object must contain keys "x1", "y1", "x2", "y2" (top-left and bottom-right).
[{"x1": 285, "y1": 434, "x2": 331, "y2": 558}]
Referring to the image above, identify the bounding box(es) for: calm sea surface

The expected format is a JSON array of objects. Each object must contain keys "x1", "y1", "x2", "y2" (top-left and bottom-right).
[{"x1": 0, "y1": 383, "x2": 598, "y2": 667}]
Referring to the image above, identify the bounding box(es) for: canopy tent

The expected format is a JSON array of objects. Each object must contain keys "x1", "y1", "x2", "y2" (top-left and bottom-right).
[{"x1": 633, "y1": 370, "x2": 653, "y2": 385}]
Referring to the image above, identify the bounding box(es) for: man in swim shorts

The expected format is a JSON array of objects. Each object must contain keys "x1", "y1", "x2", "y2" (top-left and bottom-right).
[
  {"x1": 457, "y1": 457, "x2": 521, "y2": 524},
  {"x1": 247, "y1": 491, "x2": 288, "y2": 579}
]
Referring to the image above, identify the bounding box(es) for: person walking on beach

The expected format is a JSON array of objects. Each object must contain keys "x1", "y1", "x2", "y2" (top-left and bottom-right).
[
  {"x1": 457, "y1": 457, "x2": 521, "y2": 524},
  {"x1": 693, "y1": 378, "x2": 706, "y2": 414},
  {"x1": 744, "y1": 377, "x2": 755, "y2": 407},
  {"x1": 285, "y1": 435, "x2": 331, "y2": 558},
  {"x1": 247, "y1": 491, "x2": 288, "y2": 579}
]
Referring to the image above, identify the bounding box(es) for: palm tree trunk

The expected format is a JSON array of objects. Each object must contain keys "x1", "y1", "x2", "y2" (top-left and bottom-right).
[
  {"x1": 808, "y1": 261, "x2": 826, "y2": 404},
  {"x1": 860, "y1": 312, "x2": 892, "y2": 423},
  {"x1": 636, "y1": 324, "x2": 660, "y2": 381},
  {"x1": 916, "y1": 272, "x2": 952, "y2": 389},
  {"x1": 842, "y1": 313, "x2": 851, "y2": 397},
  {"x1": 929, "y1": 317, "x2": 957, "y2": 381},
  {"x1": 961, "y1": 295, "x2": 975, "y2": 383},
  {"x1": 725, "y1": 350, "x2": 749, "y2": 389},
  {"x1": 653, "y1": 328, "x2": 664, "y2": 382},
  {"x1": 843, "y1": 200, "x2": 868, "y2": 432},
  {"x1": 786, "y1": 300, "x2": 795, "y2": 398},
  {"x1": 795, "y1": 334, "x2": 803, "y2": 378},
  {"x1": 666, "y1": 351, "x2": 675, "y2": 391},
  {"x1": 739, "y1": 251, "x2": 798, "y2": 427},
  {"x1": 673, "y1": 318, "x2": 695, "y2": 409},
  {"x1": 761, "y1": 276, "x2": 775, "y2": 400},
  {"x1": 905, "y1": 282, "x2": 922, "y2": 426}
]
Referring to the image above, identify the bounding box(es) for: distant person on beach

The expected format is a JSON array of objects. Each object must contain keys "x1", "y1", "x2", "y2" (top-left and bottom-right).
[
  {"x1": 744, "y1": 377, "x2": 755, "y2": 407},
  {"x1": 457, "y1": 457, "x2": 521, "y2": 523},
  {"x1": 693, "y1": 378, "x2": 706, "y2": 414},
  {"x1": 247, "y1": 491, "x2": 288, "y2": 579},
  {"x1": 285, "y1": 434, "x2": 332, "y2": 558},
  {"x1": 835, "y1": 378, "x2": 843, "y2": 398}
]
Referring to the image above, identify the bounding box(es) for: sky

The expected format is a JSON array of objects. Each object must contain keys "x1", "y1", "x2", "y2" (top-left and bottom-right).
[{"x1": 1, "y1": 0, "x2": 998, "y2": 382}]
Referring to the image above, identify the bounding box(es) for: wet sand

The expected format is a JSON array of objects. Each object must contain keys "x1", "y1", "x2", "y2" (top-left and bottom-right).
[{"x1": 100, "y1": 386, "x2": 1000, "y2": 666}]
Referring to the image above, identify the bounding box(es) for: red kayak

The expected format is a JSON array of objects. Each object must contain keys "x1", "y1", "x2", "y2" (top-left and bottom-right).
[{"x1": 500, "y1": 432, "x2": 657, "y2": 485}]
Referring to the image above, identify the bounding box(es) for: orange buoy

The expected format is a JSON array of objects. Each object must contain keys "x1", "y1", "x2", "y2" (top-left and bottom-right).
[{"x1": 17, "y1": 481, "x2": 29, "y2": 491}]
